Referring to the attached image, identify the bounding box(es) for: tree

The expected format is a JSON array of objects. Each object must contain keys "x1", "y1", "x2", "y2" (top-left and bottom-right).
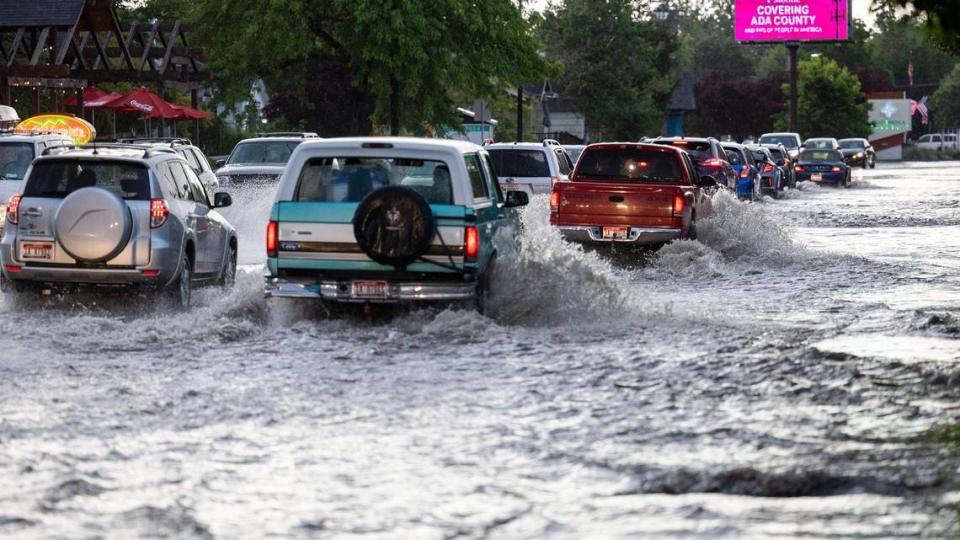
[
  {"x1": 876, "y1": 0, "x2": 960, "y2": 54},
  {"x1": 538, "y1": 0, "x2": 673, "y2": 140},
  {"x1": 929, "y1": 64, "x2": 960, "y2": 129},
  {"x1": 774, "y1": 57, "x2": 871, "y2": 139},
  {"x1": 125, "y1": 0, "x2": 553, "y2": 136},
  {"x1": 686, "y1": 73, "x2": 787, "y2": 140}
]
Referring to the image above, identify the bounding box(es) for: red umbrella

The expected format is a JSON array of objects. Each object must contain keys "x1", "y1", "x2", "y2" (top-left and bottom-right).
[
  {"x1": 102, "y1": 87, "x2": 181, "y2": 119},
  {"x1": 169, "y1": 103, "x2": 213, "y2": 120},
  {"x1": 64, "y1": 87, "x2": 123, "y2": 108}
]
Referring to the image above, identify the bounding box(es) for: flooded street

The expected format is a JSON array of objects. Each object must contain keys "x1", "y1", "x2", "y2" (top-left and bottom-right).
[{"x1": 0, "y1": 162, "x2": 958, "y2": 538}]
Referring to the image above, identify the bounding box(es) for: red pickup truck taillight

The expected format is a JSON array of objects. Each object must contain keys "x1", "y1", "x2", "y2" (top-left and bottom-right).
[
  {"x1": 673, "y1": 193, "x2": 685, "y2": 216},
  {"x1": 549, "y1": 191, "x2": 560, "y2": 213}
]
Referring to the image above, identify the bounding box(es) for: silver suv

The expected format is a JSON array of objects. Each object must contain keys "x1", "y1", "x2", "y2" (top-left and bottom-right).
[
  {"x1": 214, "y1": 132, "x2": 318, "y2": 187},
  {"x1": 1, "y1": 144, "x2": 238, "y2": 307},
  {"x1": 0, "y1": 132, "x2": 75, "y2": 230}
]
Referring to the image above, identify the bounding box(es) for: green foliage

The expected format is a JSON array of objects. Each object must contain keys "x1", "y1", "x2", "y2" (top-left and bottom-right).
[
  {"x1": 875, "y1": 0, "x2": 960, "y2": 55},
  {"x1": 929, "y1": 63, "x2": 960, "y2": 129},
  {"x1": 538, "y1": 0, "x2": 673, "y2": 140},
  {"x1": 152, "y1": 0, "x2": 553, "y2": 134},
  {"x1": 774, "y1": 57, "x2": 871, "y2": 139}
]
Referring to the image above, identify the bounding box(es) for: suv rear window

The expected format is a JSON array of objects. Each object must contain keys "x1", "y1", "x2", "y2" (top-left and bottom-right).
[
  {"x1": 487, "y1": 149, "x2": 550, "y2": 178},
  {"x1": 294, "y1": 157, "x2": 453, "y2": 204},
  {"x1": 24, "y1": 160, "x2": 151, "y2": 200},
  {"x1": 576, "y1": 149, "x2": 683, "y2": 182},
  {"x1": 758, "y1": 135, "x2": 798, "y2": 149},
  {"x1": 659, "y1": 141, "x2": 711, "y2": 161},
  {"x1": 766, "y1": 148, "x2": 785, "y2": 160},
  {"x1": 227, "y1": 141, "x2": 299, "y2": 165},
  {"x1": 0, "y1": 142, "x2": 34, "y2": 181}
]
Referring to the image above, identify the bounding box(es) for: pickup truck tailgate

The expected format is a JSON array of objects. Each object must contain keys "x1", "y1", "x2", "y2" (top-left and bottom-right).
[{"x1": 553, "y1": 181, "x2": 678, "y2": 227}]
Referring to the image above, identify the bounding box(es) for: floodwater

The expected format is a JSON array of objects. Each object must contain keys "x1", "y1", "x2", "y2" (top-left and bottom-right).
[{"x1": 0, "y1": 163, "x2": 958, "y2": 538}]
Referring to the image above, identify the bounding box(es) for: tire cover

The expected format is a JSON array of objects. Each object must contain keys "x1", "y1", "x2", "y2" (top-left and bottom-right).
[
  {"x1": 352, "y1": 186, "x2": 434, "y2": 267},
  {"x1": 54, "y1": 187, "x2": 133, "y2": 263}
]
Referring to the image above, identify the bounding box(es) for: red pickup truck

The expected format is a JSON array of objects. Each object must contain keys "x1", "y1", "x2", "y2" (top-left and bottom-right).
[{"x1": 549, "y1": 143, "x2": 713, "y2": 246}]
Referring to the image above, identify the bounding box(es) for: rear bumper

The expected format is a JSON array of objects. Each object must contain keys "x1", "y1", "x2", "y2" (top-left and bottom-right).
[
  {"x1": 264, "y1": 276, "x2": 477, "y2": 302},
  {"x1": 796, "y1": 172, "x2": 845, "y2": 184},
  {"x1": 557, "y1": 225, "x2": 682, "y2": 245},
  {"x1": 1, "y1": 265, "x2": 170, "y2": 288}
]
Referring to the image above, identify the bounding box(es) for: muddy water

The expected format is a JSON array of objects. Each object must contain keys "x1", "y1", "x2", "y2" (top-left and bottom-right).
[{"x1": 0, "y1": 163, "x2": 957, "y2": 538}]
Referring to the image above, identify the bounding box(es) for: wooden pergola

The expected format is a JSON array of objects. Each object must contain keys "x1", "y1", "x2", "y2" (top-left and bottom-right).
[{"x1": 0, "y1": 0, "x2": 208, "y2": 115}]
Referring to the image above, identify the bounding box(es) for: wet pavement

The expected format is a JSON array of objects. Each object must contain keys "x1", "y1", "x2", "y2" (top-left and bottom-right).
[{"x1": 0, "y1": 163, "x2": 958, "y2": 538}]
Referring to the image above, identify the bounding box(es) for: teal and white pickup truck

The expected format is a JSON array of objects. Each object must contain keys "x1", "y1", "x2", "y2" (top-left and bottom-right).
[{"x1": 264, "y1": 137, "x2": 529, "y2": 313}]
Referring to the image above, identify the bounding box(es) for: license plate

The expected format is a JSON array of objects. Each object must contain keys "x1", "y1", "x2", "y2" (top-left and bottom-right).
[
  {"x1": 351, "y1": 280, "x2": 389, "y2": 298},
  {"x1": 602, "y1": 226, "x2": 629, "y2": 240},
  {"x1": 20, "y1": 241, "x2": 53, "y2": 260},
  {"x1": 811, "y1": 173, "x2": 823, "y2": 182}
]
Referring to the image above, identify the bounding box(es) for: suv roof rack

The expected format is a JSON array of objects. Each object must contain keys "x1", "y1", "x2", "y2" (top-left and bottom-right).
[
  {"x1": 41, "y1": 142, "x2": 177, "y2": 158},
  {"x1": 117, "y1": 137, "x2": 193, "y2": 147},
  {"x1": 542, "y1": 138, "x2": 561, "y2": 147},
  {"x1": 252, "y1": 132, "x2": 319, "y2": 138}
]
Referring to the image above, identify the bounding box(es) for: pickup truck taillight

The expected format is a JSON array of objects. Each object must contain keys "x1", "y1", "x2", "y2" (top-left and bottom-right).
[
  {"x1": 6, "y1": 194, "x2": 21, "y2": 225},
  {"x1": 464, "y1": 226, "x2": 479, "y2": 262},
  {"x1": 266, "y1": 220, "x2": 278, "y2": 258},
  {"x1": 149, "y1": 198, "x2": 169, "y2": 228},
  {"x1": 673, "y1": 193, "x2": 685, "y2": 216},
  {"x1": 549, "y1": 191, "x2": 560, "y2": 213}
]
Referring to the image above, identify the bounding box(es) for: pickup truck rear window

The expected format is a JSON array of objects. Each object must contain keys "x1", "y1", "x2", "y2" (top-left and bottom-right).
[
  {"x1": 294, "y1": 157, "x2": 453, "y2": 204},
  {"x1": 23, "y1": 160, "x2": 151, "y2": 200},
  {"x1": 575, "y1": 149, "x2": 683, "y2": 183},
  {"x1": 487, "y1": 149, "x2": 550, "y2": 178}
]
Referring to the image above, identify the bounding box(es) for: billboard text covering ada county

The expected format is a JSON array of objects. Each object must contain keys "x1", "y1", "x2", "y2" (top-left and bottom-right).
[{"x1": 735, "y1": 0, "x2": 850, "y2": 42}]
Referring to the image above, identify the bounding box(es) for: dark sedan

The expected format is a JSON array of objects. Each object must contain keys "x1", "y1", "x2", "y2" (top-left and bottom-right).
[
  {"x1": 794, "y1": 149, "x2": 851, "y2": 187},
  {"x1": 838, "y1": 138, "x2": 876, "y2": 168}
]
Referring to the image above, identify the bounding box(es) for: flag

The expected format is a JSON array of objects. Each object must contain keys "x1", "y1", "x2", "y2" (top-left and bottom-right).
[
  {"x1": 908, "y1": 62, "x2": 915, "y2": 86},
  {"x1": 918, "y1": 96, "x2": 929, "y2": 126}
]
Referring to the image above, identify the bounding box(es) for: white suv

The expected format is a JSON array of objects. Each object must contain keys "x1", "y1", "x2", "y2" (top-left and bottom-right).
[
  {"x1": 214, "y1": 132, "x2": 319, "y2": 188},
  {"x1": 119, "y1": 138, "x2": 219, "y2": 196},
  {"x1": 484, "y1": 140, "x2": 574, "y2": 196},
  {"x1": 0, "y1": 132, "x2": 75, "y2": 230}
]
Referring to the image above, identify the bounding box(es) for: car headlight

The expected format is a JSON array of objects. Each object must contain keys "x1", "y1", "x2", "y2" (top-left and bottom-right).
[{"x1": 854, "y1": 152, "x2": 864, "y2": 159}]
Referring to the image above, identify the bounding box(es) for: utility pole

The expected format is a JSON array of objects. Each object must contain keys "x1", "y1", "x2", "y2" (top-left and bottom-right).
[
  {"x1": 516, "y1": 86, "x2": 523, "y2": 142},
  {"x1": 787, "y1": 42, "x2": 799, "y2": 133}
]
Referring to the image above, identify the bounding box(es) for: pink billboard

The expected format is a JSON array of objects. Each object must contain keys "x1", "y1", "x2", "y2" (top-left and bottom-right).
[{"x1": 735, "y1": 0, "x2": 849, "y2": 42}]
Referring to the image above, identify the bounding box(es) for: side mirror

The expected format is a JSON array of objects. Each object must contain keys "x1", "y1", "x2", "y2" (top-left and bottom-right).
[
  {"x1": 504, "y1": 190, "x2": 529, "y2": 207},
  {"x1": 215, "y1": 159, "x2": 226, "y2": 168},
  {"x1": 698, "y1": 176, "x2": 718, "y2": 188},
  {"x1": 213, "y1": 192, "x2": 233, "y2": 208}
]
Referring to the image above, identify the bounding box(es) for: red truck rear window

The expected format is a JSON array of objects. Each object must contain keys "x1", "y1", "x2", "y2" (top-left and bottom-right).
[{"x1": 576, "y1": 149, "x2": 683, "y2": 183}]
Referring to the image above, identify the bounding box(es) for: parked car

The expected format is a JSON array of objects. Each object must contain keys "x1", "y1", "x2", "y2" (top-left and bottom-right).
[
  {"x1": 214, "y1": 132, "x2": 318, "y2": 187},
  {"x1": 794, "y1": 148, "x2": 850, "y2": 187},
  {"x1": 653, "y1": 137, "x2": 736, "y2": 190},
  {"x1": 0, "y1": 131, "x2": 75, "y2": 231},
  {"x1": 119, "y1": 137, "x2": 220, "y2": 195},
  {"x1": 915, "y1": 133, "x2": 958, "y2": 151},
  {"x1": 485, "y1": 141, "x2": 574, "y2": 197},
  {"x1": 837, "y1": 138, "x2": 876, "y2": 168},
  {"x1": 758, "y1": 132, "x2": 802, "y2": 160},
  {"x1": 760, "y1": 143, "x2": 796, "y2": 188},
  {"x1": 746, "y1": 145, "x2": 785, "y2": 197},
  {"x1": 564, "y1": 144, "x2": 587, "y2": 164},
  {"x1": 263, "y1": 137, "x2": 529, "y2": 313},
  {"x1": 721, "y1": 142, "x2": 761, "y2": 201},
  {"x1": 802, "y1": 137, "x2": 840, "y2": 151},
  {"x1": 1, "y1": 144, "x2": 238, "y2": 307},
  {"x1": 550, "y1": 142, "x2": 713, "y2": 247}
]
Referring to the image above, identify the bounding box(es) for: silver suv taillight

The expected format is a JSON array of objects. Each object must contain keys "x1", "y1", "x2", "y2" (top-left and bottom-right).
[
  {"x1": 150, "y1": 198, "x2": 169, "y2": 228},
  {"x1": 6, "y1": 194, "x2": 21, "y2": 225}
]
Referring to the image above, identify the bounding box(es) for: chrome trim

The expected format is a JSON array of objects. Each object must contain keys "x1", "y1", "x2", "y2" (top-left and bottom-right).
[
  {"x1": 557, "y1": 225, "x2": 682, "y2": 244},
  {"x1": 278, "y1": 252, "x2": 464, "y2": 263},
  {"x1": 265, "y1": 276, "x2": 476, "y2": 302}
]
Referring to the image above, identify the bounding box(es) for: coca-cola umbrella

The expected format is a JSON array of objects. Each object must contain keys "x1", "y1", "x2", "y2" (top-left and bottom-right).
[
  {"x1": 104, "y1": 87, "x2": 181, "y2": 119},
  {"x1": 64, "y1": 86, "x2": 123, "y2": 108},
  {"x1": 169, "y1": 103, "x2": 213, "y2": 120}
]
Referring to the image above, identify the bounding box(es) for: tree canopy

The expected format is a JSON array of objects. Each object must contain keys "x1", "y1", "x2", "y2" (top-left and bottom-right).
[{"x1": 775, "y1": 57, "x2": 871, "y2": 139}]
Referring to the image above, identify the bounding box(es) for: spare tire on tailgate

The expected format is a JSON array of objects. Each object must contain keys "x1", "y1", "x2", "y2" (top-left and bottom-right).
[
  {"x1": 54, "y1": 187, "x2": 133, "y2": 263},
  {"x1": 352, "y1": 186, "x2": 434, "y2": 268}
]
